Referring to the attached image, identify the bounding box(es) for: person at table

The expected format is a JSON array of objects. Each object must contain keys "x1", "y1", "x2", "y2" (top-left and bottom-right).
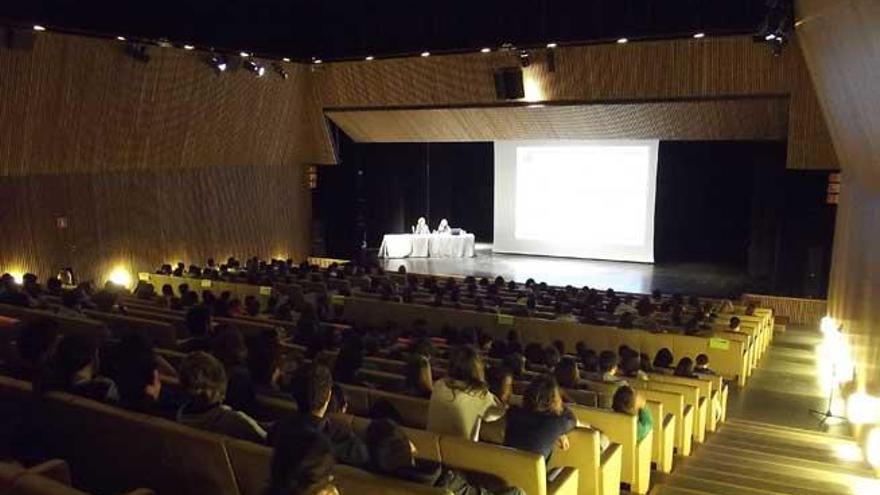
[
  {"x1": 413, "y1": 217, "x2": 430, "y2": 234},
  {"x1": 436, "y1": 218, "x2": 451, "y2": 234}
]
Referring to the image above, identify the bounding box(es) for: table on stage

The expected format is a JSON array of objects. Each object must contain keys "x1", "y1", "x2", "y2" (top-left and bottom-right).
[{"x1": 379, "y1": 233, "x2": 476, "y2": 258}]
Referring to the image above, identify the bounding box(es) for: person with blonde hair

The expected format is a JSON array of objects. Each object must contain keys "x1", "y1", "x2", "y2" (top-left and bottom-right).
[{"x1": 427, "y1": 345, "x2": 505, "y2": 440}]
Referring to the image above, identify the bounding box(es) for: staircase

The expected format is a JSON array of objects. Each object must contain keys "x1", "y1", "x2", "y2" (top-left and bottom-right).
[{"x1": 650, "y1": 415, "x2": 878, "y2": 494}]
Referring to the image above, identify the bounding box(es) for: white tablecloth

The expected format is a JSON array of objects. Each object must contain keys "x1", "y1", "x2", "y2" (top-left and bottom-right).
[{"x1": 379, "y1": 234, "x2": 476, "y2": 258}]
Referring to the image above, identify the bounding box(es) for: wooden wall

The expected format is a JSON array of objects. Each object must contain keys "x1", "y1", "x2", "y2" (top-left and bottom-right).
[
  {"x1": 314, "y1": 36, "x2": 837, "y2": 170},
  {"x1": 0, "y1": 32, "x2": 331, "y2": 282},
  {"x1": 795, "y1": 0, "x2": 880, "y2": 393}
]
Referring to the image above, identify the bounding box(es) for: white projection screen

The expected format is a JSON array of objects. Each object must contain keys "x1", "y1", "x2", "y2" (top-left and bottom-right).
[{"x1": 494, "y1": 140, "x2": 659, "y2": 263}]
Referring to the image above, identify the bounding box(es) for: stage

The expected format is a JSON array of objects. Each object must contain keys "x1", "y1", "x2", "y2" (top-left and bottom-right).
[{"x1": 378, "y1": 244, "x2": 752, "y2": 299}]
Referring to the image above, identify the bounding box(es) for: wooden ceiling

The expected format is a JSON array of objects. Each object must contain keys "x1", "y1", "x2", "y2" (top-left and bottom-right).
[{"x1": 327, "y1": 97, "x2": 789, "y2": 143}]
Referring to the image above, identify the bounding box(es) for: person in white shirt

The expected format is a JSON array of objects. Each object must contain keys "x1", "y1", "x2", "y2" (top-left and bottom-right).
[
  {"x1": 427, "y1": 345, "x2": 505, "y2": 440},
  {"x1": 413, "y1": 217, "x2": 430, "y2": 235},
  {"x1": 436, "y1": 218, "x2": 451, "y2": 234}
]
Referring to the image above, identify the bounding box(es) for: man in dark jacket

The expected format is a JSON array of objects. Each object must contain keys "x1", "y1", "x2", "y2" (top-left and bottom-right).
[
  {"x1": 269, "y1": 363, "x2": 369, "y2": 467},
  {"x1": 365, "y1": 419, "x2": 524, "y2": 495}
]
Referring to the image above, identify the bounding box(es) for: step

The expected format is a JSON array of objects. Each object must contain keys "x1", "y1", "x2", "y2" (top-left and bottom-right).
[
  {"x1": 674, "y1": 464, "x2": 851, "y2": 495},
  {"x1": 689, "y1": 453, "x2": 864, "y2": 488},
  {"x1": 708, "y1": 434, "x2": 858, "y2": 465},
  {"x1": 650, "y1": 484, "x2": 716, "y2": 495},
  {"x1": 697, "y1": 444, "x2": 876, "y2": 478},
  {"x1": 724, "y1": 418, "x2": 854, "y2": 441},
  {"x1": 661, "y1": 473, "x2": 791, "y2": 495}
]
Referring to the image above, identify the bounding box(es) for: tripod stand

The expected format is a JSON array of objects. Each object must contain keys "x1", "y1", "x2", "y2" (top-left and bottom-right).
[{"x1": 810, "y1": 361, "x2": 849, "y2": 427}]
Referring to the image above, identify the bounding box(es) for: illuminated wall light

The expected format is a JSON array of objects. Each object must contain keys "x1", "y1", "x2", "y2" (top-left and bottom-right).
[
  {"x1": 420, "y1": 51, "x2": 430, "y2": 57},
  {"x1": 282, "y1": 57, "x2": 291, "y2": 62},
  {"x1": 522, "y1": 72, "x2": 546, "y2": 102},
  {"x1": 365, "y1": 55, "x2": 375, "y2": 61},
  {"x1": 116, "y1": 36, "x2": 126, "y2": 41},
  {"x1": 480, "y1": 48, "x2": 491, "y2": 53},
  {"x1": 693, "y1": 32, "x2": 706, "y2": 39},
  {"x1": 821, "y1": 315, "x2": 837, "y2": 335},
  {"x1": 847, "y1": 392, "x2": 880, "y2": 425},
  {"x1": 107, "y1": 266, "x2": 133, "y2": 289},
  {"x1": 6, "y1": 270, "x2": 25, "y2": 285},
  {"x1": 183, "y1": 44, "x2": 195, "y2": 50},
  {"x1": 616, "y1": 38, "x2": 629, "y2": 44},
  {"x1": 33, "y1": 25, "x2": 46, "y2": 32},
  {"x1": 765, "y1": 33, "x2": 777, "y2": 41},
  {"x1": 240, "y1": 51, "x2": 250, "y2": 58},
  {"x1": 546, "y1": 42, "x2": 557, "y2": 48},
  {"x1": 313, "y1": 59, "x2": 323, "y2": 64}
]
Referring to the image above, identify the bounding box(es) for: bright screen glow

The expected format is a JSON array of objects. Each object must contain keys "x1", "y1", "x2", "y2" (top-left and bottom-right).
[{"x1": 494, "y1": 140, "x2": 658, "y2": 262}]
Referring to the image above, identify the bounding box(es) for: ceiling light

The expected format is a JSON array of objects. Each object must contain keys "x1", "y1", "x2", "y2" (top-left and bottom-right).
[
  {"x1": 617, "y1": 38, "x2": 629, "y2": 44},
  {"x1": 240, "y1": 51, "x2": 250, "y2": 58},
  {"x1": 116, "y1": 36, "x2": 126, "y2": 41},
  {"x1": 33, "y1": 25, "x2": 46, "y2": 32},
  {"x1": 183, "y1": 44, "x2": 195, "y2": 50},
  {"x1": 765, "y1": 33, "x2": 776, "y2": 41},
  {"x1": 480, "y1": 48, "x2": 491, "y2": 53},
  {"x1": 546, "y1": 43, "x2": 557, "y2": 48},
  {"x1": 420, "y1": 51, "x2": 430, "y2": 57},
  {"x1": 282, "y1": 57, "x2": 291, "y2": 62},
  {"x1": 365, "y1": 55, "x2": 375, "y2": 61},
  {"x1": 208, "y1": 54, "x2": 228, "y2": 74},
  {"x1": 313, "y1": 59, "x2": 323, "y2": 64},
  {"x1": 693, "y1": 32, "x2": 706, "y2": 39}
]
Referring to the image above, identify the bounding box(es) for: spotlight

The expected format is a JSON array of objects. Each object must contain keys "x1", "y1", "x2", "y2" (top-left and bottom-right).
[
  {"x1": 107, "y1": 266, "x2": 132, "y2": 289},
  {"x1": 480, "y1": 48, "x2": 491, "y2": 53},
  {"x1": 617, "y1": 38, "x2": 629, "y2": 44},
  {"x1": 124, "y1": 43, "x2": 151, "y2": 63},
  {"x1": 365, "y1": 55, "x2": 375, "y2": 60},
  {"x1": 420, "y1": 51, "x2": 430, "y2": 57},
  {"x1": 116, "y1": 36, "x2": 126, "y2": 41},
  {"x1": 244, "y1": 60, "x2": 266, "y2": 77},
  {"x1": 765, "y1": 33, "x2": 776, "y2": 41},
  {"x1": 271, "y1": 62, "x2": 289, "y2": 79},
  {"x1": 518, "y1": 49, "x2": 531, "y2": 67},
  {"x1": 693, "y1": 32, "x2": 706, "y2": 39},
  {"x1": 313, "y1": 59, "x2": 323, "y2": 64},
  {"x1": 240, "y1": 51, "x2": 250, "y2": 58},
  {"x1": 282, "y1": 57, "x2": 291, "y2": 62},
  {"x1": 32, "y1": 25, "x2": 46, "y2": 32},
  {"x1": 183, "y1": 44, "x2": 195, "y2": 50},
  {"x1": 546, "y1": 42, "x2": 557, "y2": 48}
]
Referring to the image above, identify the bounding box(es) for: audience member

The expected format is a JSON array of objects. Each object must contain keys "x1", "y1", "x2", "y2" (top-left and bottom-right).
[
  {"x1": 598, "y1": 351, "x2": 627, "y2": 384},
  {"x1": 248, "y1": 331, "x2": 293, "y2": 400},
  {"x1": 613, "y1": 386, "x2": 653, "y2": 443},
  {"x1": 366, "y1": 419, "x2": 524, "y2": 495},
  {"x1": 10, "y1": 318, "x2": 59, "y2": 381},
  {"x1": 264, "y1": 419, "x2": 338, "y2": 495},
  {"x1": 673, "y1": 357, "x2": 698, "y2": 378},
  {"x1": 694, "y1": 354, "x2": 716, "y2": 375},
  {"x1": 504, "y1": 375, "x2": 576, "y2": 462},
  {"x1": 652, "y1": 348, "x2": 674, "y2": 373},
  {"x1": 112, "y1": 333, "x2": 177, "y2": 417},
  {"x1": 555, "y1": 357, "x2": 587, "y2": 390},
  {"x1": 402, "y1": 355, "x2": 433, "y2": 399},
  {"x1": 488, "y1": 365, "x2": 514, "y2": 406},
  {"x1": 36, "y1": 334, "x2": 118, "y2": 403},
  {"x1": 272, "y1": 363, "x2": 368, "y2": 466},
  {"x1": 180, "y1": 305, "x2": 214, "y2": 353},
  {"x1": 176, "y1": 352, "x2": 266, "y2": 443},
  {"x1": 728, "y1": 316, "x2": 741, "y2": 332},
  {"x1": 427, "y1": 345, "x2": 505, "y2": 440},
  {"x1": 211, "y1": 326, "x2": 256, "y2": 412},
  {"x1": 332, "y1": 334, "x2": 365, "y2": 385}
]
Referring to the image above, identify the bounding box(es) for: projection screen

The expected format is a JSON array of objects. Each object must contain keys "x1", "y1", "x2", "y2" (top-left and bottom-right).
[{"x1": 494, "y1": 140, "x2": 659, "y2": 263}]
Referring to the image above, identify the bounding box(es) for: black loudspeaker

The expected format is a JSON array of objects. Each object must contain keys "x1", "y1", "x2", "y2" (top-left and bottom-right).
[{"x1": 494, "y1": 67, "x2": 525, "y2": 100}]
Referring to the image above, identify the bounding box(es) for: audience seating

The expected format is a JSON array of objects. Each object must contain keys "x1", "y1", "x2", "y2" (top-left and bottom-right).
[{"x1": 0, "y1": 460, "x2": 154, "y2": 495}]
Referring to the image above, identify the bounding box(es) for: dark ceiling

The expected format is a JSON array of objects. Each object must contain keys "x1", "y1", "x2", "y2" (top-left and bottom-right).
[{"x1": 1, "y1": 1, "x2": 772, "y2": 61}]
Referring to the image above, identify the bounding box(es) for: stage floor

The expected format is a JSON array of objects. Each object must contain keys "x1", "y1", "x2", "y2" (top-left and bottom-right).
[{"x1": 379, "y1": 244, "x2": 751, "y2": 298}]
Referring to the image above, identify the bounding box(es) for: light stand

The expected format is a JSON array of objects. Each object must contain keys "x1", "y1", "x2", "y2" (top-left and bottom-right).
[{"x1": 810, "y1": 359, "x2": 849, "y2": 427}]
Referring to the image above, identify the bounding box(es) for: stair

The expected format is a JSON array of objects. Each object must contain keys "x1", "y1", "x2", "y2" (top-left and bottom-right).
[{"x1": 649, "y1": 418, "x2": 878, "y2": 495}]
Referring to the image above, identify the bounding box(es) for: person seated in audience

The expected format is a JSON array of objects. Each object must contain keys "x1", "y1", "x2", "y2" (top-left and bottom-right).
[
  {"x1": 613, "y1": 297, "x2": 638, "y2": 317},
  {"x1": 54, "y1": 289, "x2": 87, "y2": 317},
  {"x1": 333, "y1": 334, "x2": 365, "y2": 386},
  {"x1": 36, "y1": 334, "x2": 118, "y2": 403},
  {"x1": 650, "y1": 289, "x2": 663, "y2": 305},
  {"x1": 172, "y1": 262, "x2": 185, "y2": 277},
  {"x1": 112, "y1": 333, "x2": 179, "y2": 417},
  {"x1": 620, "y1": 354, "x2": 649, "y2": 381},
  {"x1": 20, "y1": 273, "x2": 43, "y2": 299},
  {"x1": 674, "y1": 357, "x2": 698, "y2": 378},
  {"x1": 271, "y1": 363, "x2": 369, "y2": 466},
  {"x1": 502, "y1": 352, "x2": 527, "y2": 380},
  {"x1": 212, "y1": 326, "x2": 256, "y2": 413},
  {"x1": 543, "y1": 345, "x2": 561, "y2": 371},
  {"x1": 488, "y1": 338, "x2": 508, "y2": 359},
  {"x1": 580, "y1": 349, "x2": 601, "y2": 380},
  {"x1": 45, "y1": 277, "x2": 64, "y2": 297},
  {"x1": 92, "y1": 288, "x2": 124, "y2": 314},
  {"x1": 523, "y1": 342, "x2": 546, "y2": 371},
  {"x1": 243, "y1": 295, "x2": 261, "y2": 317},
  {"x1": 613, "y1": 386, "x2": 653, "y2": 443},
  {"x1": 158, "y1": 283, "x2": 177, "y2": 309},
  {"x1": 179, "y1": 304, "x2": 214, "y2": 353},
  {"x1": 366, "y1": 419, "x2": 525, "y2": 495},
  {"x1": 294, "y1": 302, "x2": 321, "y2": 346},
  {"x1": 744, "y1": 302, "x2": 757, "y2": 316},
  {"x1": 10, "y1": 318, "x2": 60, "y2": 381},
  {"x1": 176, "y1": 351, "x2": 266, "y2": 443},
  {"x1": 427, "y1": 345, "x2": 505, "y2": 440},
  {"x1": 248, "y1": 331, "x2": 294, "y2": 401},
  {"x1": 488, "y1": 365, "x2": 514, "y2": 406},
  {"x1": 555, "y1": 356, "x2": 589, "y2": 390},
  {"x1": 694, "y1": 354, "x2": 716, "y2": 375},
  {"x1": 264, "y1": 415, "x2": 339, "y2": 495},
  {"x1": 506, "y1": 330, "x2": 523, "y2": 354},
  {"x1": 157, "y1": 264, "x2": 172, "y2": 275},
  {"x1": 652, "y1": 348, "x2": 675, "y2": 374},
  {"x1": 598, "y1": 350, "x2": 627, "y2": 384},
  {"x1": 132, "y1": 281, "x2": 155, "y2": 300},
  {"x1": 617, "y1": 312, "x2": 636, "y2": 329},
  {"x1": 504, "y1": 375, "x2": 576, "y2": 462},
  {"x1": 402, "y1": 355, "x2": 433, "y2": 399},
  {"x1": 728, "y1": 316, "x2": 742, "y2": 332}
]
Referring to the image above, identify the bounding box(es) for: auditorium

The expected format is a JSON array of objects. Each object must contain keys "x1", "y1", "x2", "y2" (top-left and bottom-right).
[{"x1": 1, "y1": 1, "x2": 879, "y2": 494}]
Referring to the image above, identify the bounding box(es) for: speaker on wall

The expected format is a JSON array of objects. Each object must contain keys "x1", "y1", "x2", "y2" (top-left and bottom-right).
[{"x1": 494, "y1": 67, "x2": 525, "y2": 100}]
